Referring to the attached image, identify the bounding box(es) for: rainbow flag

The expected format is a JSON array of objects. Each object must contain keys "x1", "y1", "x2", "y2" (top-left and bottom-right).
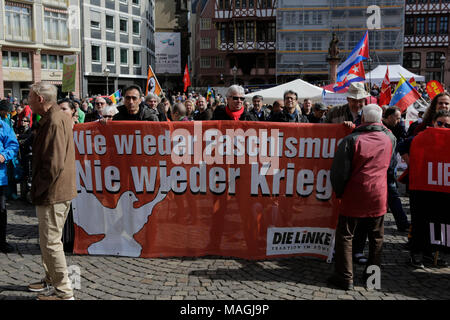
[{"x1": 109, "y1": 90, "x2": 121, "y2": 104}]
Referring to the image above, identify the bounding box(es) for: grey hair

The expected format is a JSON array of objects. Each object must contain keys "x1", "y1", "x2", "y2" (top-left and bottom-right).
[
  {"x1": 226, "y1": 85, "x2": 245, "y2": 98},
  {"x1": 362, "y1": 104, "x2": 383, "y2": 123},
  {"x1": 145, "y1": 93, "x2": 160, "y2": 103},
  {"x1": 30, "y1": 82, "x2": 57, "y2": 103}
]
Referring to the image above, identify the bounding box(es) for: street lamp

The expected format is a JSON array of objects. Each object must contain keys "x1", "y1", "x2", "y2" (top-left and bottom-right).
[
  {"x1": 298, "y1": 61, "x2": 304, "y2": 80},
  {"x1": 440, "y1": 54, "x2": 446, "y2": 86},
  {"x1": 232, "y1": 65, "x2": 237, "y2": 84},
  {"x1": 103, "y1": 67, "x2": 110, "y2": 95}
]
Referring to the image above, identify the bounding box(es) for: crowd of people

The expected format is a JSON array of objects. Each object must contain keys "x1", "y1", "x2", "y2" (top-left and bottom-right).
[{"x1": 0, "y1": 80, "x2": 448, "y2": 299}]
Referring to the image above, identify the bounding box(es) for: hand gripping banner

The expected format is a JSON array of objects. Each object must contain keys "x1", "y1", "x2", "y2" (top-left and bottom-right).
[{"x1": 72, "y1": 121, "x2": 352, "y2": 260}]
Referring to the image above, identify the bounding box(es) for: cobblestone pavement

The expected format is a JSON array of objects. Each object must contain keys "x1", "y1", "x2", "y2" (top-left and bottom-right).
[{"x1": 1, "y1": 194, "x2": 449, "y2": 301}]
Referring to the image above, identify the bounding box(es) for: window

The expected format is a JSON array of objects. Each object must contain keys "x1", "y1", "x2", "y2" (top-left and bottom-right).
[
  {"x1": 249, "y1": 0, "x2": 254, "y2": 8},
  {"x1": 44, "y1": 9, "x2": 68, "y2": 44},
  {"x1": 4, "y1": 3, "x2": 32, "y2": 42},
  {"x1": 426, "y1": 52, "x2": 444, "y2": 68},
  {"x1": 107, "y1": 47, "x2": 115, "y2": 63},
  {"x1": 268, "y1": 22, "x2": 275, "y2": 42},
  {"x1": 405, "y1": 17, "x2": 414, "y2": 35},
  {"x1": 246, "y1": 22, "x2": 255, "y2": 42},
  {"x1": 106, "y1": 15, "x2": 114, "y2": 30},
  {"x1": 215, "y1": 57, "x2": 224, "y2": 68},
  {"x1": 2, "y1": 51, "x2": 31, "y2": 69},
  {"x1": 416, "y1": 17, "x2": 425, "y2": 34},
  {"x1": 428, "y1": 17, "x2": 437, "y2": 34},
  {"x1": 91, "y1": 20, "x2": 100, "y2": 28},
  {"x1": 120, "y1": 48, "x2": 128, "y2": 65},
  {"x1": 40, "y1": 54, "x2": 63, "y2": 70},
  {"x1": 236, "y1": 22, "x2": 245, "y2": 41},
  {"x1": 21, "y1": 52, "x2": 30, "y2": 68},
  {"x1": 120, "y1": 19, "x2": 127, "y2": 32},
  {"x1": 440, "y1": 16, "x2": 448, "y2": 34},
  {"x1": 311, "y1": 11, "x2": 322, "y2": 25},
  {"x1": 200, "y1": 18, "x2": 211, "y2": 30},
  {"x1": 133, "y1": 50, "x2": 140, "y2": 66},
  {"x1": 10, "y1": 52, "x2": 20, "y2": 68},
  {"x1": 200, "y1": 57, "x2": 211, "y2": 69},
  {"x1": 49, "y1": 54, "x2": 58, "y2": 69},
  {"x1": 41, "y1": 54, "x2": 48, "y2": 69},
  {"x1": 132, "y1": 0, "x2": 139, "y2": 5},
  {"x1": 133, "y1": 21, "x2": 140, "y2": 35},
  {"x1": 235, "y1": 0, "x2": 241, "y2": 8},
  {"x1": 311, "y1": 36, "x2": 322, "y2": 50},
  {"x1": 200, "y1": 38, "x2": 211, "y2": 49},
  {"x1": 2, "y1": 52, "x2": 8, "y2": 67},
  {"x1": 92, "y1": 46, "x2": 100, "y2": 62}
]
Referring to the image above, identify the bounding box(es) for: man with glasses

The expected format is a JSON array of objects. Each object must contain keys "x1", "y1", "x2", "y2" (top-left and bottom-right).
[
  {"x1": 85, "y1": 96, "x2": 108, "y2": 122},
  {"x1": 113, "y1": 85, "x2": 158, "y2": 121},
  {"x1": 270, "y1": 90, "x2": 309, "y2": 123},
  {"x1": 212, "y1": 85, "x2": 257, "y2": 121}
]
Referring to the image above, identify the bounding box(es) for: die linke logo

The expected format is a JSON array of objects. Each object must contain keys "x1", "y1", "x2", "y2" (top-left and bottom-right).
[{"x1": 266, "y1": 227, "x2": 334, "y2": 256}]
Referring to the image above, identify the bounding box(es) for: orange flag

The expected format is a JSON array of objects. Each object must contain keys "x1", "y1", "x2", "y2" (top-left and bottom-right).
[{"x1": 145, "y1": 65, "x2": 162, "y2": 96}]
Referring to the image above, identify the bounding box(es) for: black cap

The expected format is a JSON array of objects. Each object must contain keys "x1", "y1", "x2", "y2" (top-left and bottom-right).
[{"x1": 0, "y1": 100, "x2": 12, "y2": 112}]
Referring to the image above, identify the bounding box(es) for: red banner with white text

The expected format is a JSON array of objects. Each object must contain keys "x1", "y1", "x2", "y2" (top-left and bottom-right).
[
  {"x1": 72, "y1": 121, "x2": 352, "y2": 260},
  {"x1": 409, "y1": 128, "x2": 450, "y2": 193}
]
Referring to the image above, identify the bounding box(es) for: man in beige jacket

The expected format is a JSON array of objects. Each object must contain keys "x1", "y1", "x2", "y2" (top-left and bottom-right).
[{"x1": 27, "y1": 82, "x2": 77, "y2": 300}]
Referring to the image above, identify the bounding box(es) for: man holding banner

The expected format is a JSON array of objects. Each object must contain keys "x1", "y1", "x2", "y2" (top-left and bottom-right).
[{"x1": 328, "y1": 104, "x2": 396, "y2": 290}]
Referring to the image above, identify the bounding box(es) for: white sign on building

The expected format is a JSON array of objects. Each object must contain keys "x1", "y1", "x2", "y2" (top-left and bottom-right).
[{"x1": 155, "y1": 32, "x2": 181, "y2": 74}]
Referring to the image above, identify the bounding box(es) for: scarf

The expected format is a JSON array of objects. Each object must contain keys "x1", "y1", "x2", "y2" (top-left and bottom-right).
[{"x1": 225, "y1": 105, "x2": 244, "y2": 121}]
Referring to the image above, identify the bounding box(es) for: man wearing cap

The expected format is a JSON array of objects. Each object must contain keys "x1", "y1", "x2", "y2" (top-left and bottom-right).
[
  {"x1": 325, "y1": 82, "x2": 370, "y2": 127},
  {"x1": 307, "y1": 102, "x2": 328, "y2": 123},
  {"x1": 326, "y1": 82, "x2": 372, "y2": 266},
  {"x1": 0, "y1": 100, "x2": 19, "y2": 253}
]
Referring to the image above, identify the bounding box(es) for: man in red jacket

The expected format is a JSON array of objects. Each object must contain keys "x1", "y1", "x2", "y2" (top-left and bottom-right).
[{"x1": 328, "y1": 104, "x2": 396, "y2": 290}]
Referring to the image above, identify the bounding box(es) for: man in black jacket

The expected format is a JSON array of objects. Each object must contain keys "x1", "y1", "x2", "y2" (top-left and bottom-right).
[
  {"x1": 113, "y1": 85, "x2": 159, "y2": 121},
  {"x1": 212, "y1": 85, "x2": 257, "y2": 121},
  {"x1": 270, "y1": 90, "x2": 308, "y2": 123},
  {"x1": 193, "y1": 96, "x2": 212, "y2": 121}
]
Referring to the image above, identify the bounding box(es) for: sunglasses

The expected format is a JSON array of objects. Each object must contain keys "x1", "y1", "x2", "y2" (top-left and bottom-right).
[
  {"x1": 103, "y1": 115, "x2": 113, "y2": 119},
  {"x1": 95, "y1": 102, "x2": 106, "y2": 106},
  {"x1": 232, "y1": 96, "x2": 245, "y2": 101},
  {"x1": 436, "y1": 121, "x2": 450, "y2": 128}
]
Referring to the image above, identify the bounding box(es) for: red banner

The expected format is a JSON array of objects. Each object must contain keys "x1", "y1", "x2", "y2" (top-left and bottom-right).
[
  {"x1": 72, "y1": 122, "x2": 352, "y2": 260},
  {"x1": 409, "y1": 128, "x2": 450, "y2": 193},
  {"x1": 426, "y1": 80, "x2": 444, "y2": 100}
]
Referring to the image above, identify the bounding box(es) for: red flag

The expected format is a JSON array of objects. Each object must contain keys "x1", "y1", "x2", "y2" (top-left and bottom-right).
[
  {"x1": 183, "y1": 64, "x2": 191, "y2": 93},
  {"x1": 426, "y1": 80, "x2": 444, "y2": 100},
  {"x1": 378, "y1": 66, "x2": 391, "y2": 106}
]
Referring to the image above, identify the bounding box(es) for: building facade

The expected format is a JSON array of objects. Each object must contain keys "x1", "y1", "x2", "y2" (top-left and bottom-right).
[
  {"x1": 277, "y1": 0, "x2": 405, "y2": 84},
  {"x1": 155, "y1": 0, "x2": 191, "y2": 92},
  {"x1": 403, "y1": 0, "x2": 449, "y2": 87},
  {"x1": 81, "y1": 0, "x2": 156, "y2": 97},
  {"x1": 0, "y1": 0, "x2": 82, "y2": 100},
  {"x1": 195, "y1": 0, "x2": 277, "y2": 87}
]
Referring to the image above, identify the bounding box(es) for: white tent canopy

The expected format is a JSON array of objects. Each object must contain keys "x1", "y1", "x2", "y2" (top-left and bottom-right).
[
  {"x1": 244, "y1": 79, "x2": 326, "y2": 105},
  {"x1": 365, "y1": 65, "x2": 425, "y2": 86}
]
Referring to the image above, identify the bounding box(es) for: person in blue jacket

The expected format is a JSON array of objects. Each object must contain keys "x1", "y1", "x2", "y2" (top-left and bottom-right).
[{"x1": 0, "y1": 100, "x2": 20, "y2": 253}]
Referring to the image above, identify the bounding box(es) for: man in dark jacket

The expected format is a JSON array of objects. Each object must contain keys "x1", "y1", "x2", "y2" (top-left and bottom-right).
[
  {"x1": 328, "y1": 104, "x2": 396, "y2": 290},
  {"x1": 249, "y1": 95, "x2": 270, "y2": 121},
  {"x1": 113, "y1": 85, "x2": 159, "y2": 121},
  {"x1": 307, "y1": 102, "x2": 327, "y2": 123},
  {"x1": 193, "y1": 96, "x2": 212, "y2": 121},
  {"x1": 212, "y1": 85, "x2": 257, "y2": 121},
  {"x1": 270, "y1": 90, "x2": 308, "y2": 123}
]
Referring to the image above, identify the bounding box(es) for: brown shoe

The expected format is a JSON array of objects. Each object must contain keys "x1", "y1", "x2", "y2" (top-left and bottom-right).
[
  {"x1": 28, "y1": 279, "x2": 52, "y2": 292},
  {"x1": 37, "y1": 293, "x2": 75, "y2": 300}
]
